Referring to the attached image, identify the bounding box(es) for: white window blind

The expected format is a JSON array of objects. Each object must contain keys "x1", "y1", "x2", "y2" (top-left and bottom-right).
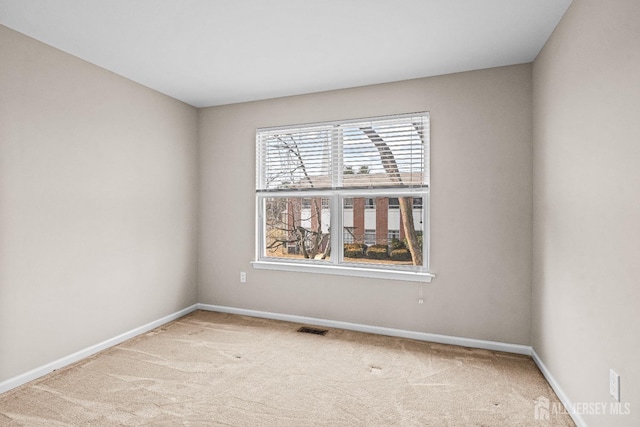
[{"x1": 257, "y1": 113, "x2": 429, "y2": 192}]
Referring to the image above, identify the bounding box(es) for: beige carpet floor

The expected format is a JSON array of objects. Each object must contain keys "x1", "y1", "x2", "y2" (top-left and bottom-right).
[{"x1": 0, "y1": 310, "x2": 574, "y2": 426}]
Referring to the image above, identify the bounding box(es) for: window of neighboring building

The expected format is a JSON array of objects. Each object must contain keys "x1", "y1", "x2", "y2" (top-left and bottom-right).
[
  {"x1": 364, "y1": 229, "x2": 376, "y2": 246},
  {"x1": 254, "y1": 112, "x2": 432, "y2": 282},
  {"x1": 343, "y1": 229, "x2": 355, "y2": 244}
]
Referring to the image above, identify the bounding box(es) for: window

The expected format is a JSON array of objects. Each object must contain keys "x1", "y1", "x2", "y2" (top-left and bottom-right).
[
  {"x1": 254, "y1": 112, "x2": 432, "y2": 282},
  {"x1": 365, "y1": 198, "x2": 375, "y2": 209},
  {"x1": 343, "y1": 229, "x2": 355, "y2": 244},
  {"x1": 364, "y1": 229, "x2": 376, "y2": 246}
]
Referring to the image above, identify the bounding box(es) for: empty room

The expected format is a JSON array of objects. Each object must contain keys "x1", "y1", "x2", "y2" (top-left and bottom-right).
[{"x1": 0, "y1": 0, "x2": 638, "y2": 426}]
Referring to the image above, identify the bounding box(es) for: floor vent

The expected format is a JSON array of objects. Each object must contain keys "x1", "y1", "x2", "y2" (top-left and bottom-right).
[{"x1": 297, "y1": 326, "x2": 328, "y2": 336}]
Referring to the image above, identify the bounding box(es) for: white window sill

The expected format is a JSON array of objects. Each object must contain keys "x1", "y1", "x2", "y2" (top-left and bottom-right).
[{"x1": 251, "y1": 260, "x2": 434, "y2": 283}]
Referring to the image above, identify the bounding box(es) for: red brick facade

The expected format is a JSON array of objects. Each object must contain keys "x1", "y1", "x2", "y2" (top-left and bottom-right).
[
  {"x1": 352, "y1": 198, "x2": 365, "y2": 242},
  {"x1": 375, "y1": 198, "x2": 389, "y2": 245}
]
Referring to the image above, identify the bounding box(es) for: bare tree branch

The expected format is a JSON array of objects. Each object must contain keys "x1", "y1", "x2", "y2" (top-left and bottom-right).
[{"x1": 275, "y1": 135, "x2": 314, "y2": 188}]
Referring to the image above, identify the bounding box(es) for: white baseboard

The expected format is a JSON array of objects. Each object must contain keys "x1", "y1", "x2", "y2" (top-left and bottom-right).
[
  {"x1": 0, "y1": 304, "x2": 199, "y2": 395},
  {"x1": 2, "y1": 300, "x2": 582, "y2": 427},
  {"x1": 202, "y1": 304, "x2": 590, "y2": 424},
  {"x1": 196, "y1": 303, "x2": 532, "y2": 356},
  {"x1": 531, "y1": 349, "x2": 587, "y2": 427}
]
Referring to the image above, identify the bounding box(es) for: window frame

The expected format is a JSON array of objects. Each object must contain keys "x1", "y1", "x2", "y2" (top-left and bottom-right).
[{"x1": 252, "y1": 113, "x2": 434, "y2": 283}]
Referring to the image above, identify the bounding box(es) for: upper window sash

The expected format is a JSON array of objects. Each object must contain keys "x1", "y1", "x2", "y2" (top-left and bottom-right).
[{"x1": 256, "y1": 112, "x2": 429, "y2": 193}]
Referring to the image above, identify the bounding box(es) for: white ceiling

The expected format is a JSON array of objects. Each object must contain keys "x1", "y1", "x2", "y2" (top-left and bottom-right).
[{"x1": 0, "y1": 0, "x2": 572, "y2": 108}]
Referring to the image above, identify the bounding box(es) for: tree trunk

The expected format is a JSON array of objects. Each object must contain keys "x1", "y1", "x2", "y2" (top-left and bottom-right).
[
  {"x1": 398, "y1": 197, "x2": 422, "y2": 265},
  {"x1": 296, "y1": 227, "x2": 309, "y2": 258},
  {"x1": 321, "y1": 233, "x2": 331, "y2": 259},
  {"x1": 360, "y1": 127, "x2": 423, "y2": 266},
  {"x1": 310, "y1": 199, "x2": 323, "y2": 258}
]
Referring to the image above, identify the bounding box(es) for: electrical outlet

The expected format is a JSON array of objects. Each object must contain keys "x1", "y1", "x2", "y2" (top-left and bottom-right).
[
  {"x1": 610, "y1": 369, "x2": 620, "y2": 402},
  {"x1": 240, "y1": 272, "x2": 246, "y2": 283},
  {"x1": 418, "y1": 298, "x2": 424, "y2": 304}
]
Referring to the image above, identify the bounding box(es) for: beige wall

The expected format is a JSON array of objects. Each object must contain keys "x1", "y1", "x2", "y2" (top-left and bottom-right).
[
  {"x1": 0, "y1": 25, "x2": 199, "y2": 382},
  {"x1": 532, "y1": 0, "x2": 640, "y2": 425},
  {"x1": 199, "y1": 64, "x2": 533, "y2": 345},
  {"x1": 8, "y1": 5, "x2": 637, "y2": 423}
]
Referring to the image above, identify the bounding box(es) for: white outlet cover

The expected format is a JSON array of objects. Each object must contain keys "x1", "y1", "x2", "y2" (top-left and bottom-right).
[{"x1": 610, "y1": 369, "x2": 620, "y2": 402}]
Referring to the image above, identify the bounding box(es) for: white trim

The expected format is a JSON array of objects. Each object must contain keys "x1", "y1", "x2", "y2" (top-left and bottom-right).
[
  {"x1": 531, "y1": 349, "x2": 587, "y2": 427},
  {"x1": 0, "y1": 304, "x2": 199, "y2": 395},
  {"x1": 252, "y1": 260, "x2": 434, "y2": 283},
  {"x1": 197, "y1": 303, "x2": 530, "y2": 355},
  {"x1": 1, "y1": 300, "x2": 584, "y2": 427}
]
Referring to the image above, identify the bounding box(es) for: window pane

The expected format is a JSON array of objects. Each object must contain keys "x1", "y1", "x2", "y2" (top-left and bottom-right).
[
  {"x1": 339, "y1": 115, "x2": 427, "y2": 189},
  {"x1": 342, "y1": 196, "x2": 424, "y2": 266},
  {"x1": 257, "y1": 113, "x2": 429, "y2": 192},
  {"x1": 258, "y1": 126, "x2": 333, "y2": 191},
  {"x1": 264, "y1": 196, "x2": 331, "y2": 260}
]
